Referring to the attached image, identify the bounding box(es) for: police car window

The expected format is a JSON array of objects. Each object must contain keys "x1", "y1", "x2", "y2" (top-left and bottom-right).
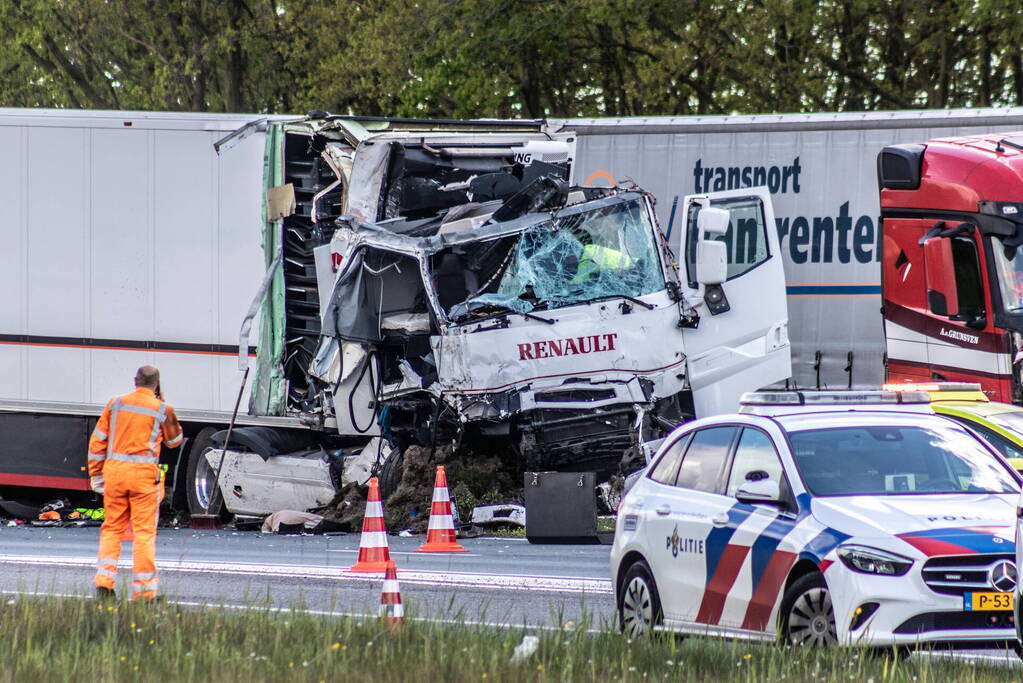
[
  {"x1": 685, "y1": 197, "x2": 769, "y2": 288},
  {"x1": 648, "y1": 435, "x2": 690, "y2": 485},
  {"x1": 788, "y1": 424, "x2": 1019, "y2": 496},
  {"x1": 676, "y1": 427, "x2": 737, "y2": 493},
  {"x1": 726, "y1": 428, "x2": 784, "y2": 497},
  {"x1": 948, "y1": 418, "x2": 1023, "y2": 462}
]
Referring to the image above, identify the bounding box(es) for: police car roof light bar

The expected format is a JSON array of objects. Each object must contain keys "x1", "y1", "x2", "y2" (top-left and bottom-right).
[
  {"x1": 739, "y1": 390, "x2": 931, "y2": 407},
  {"x1": 881, "y1": 382, "x2": 983, "y2": 393}
]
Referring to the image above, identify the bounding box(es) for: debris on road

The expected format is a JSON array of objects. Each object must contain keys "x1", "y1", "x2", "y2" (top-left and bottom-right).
[
  {"x1": 260, "y1": 510, "x2": 324, "y2": 534},
  {"x1": 470, "y1": 504, "x2": 526, "y2": 529}
]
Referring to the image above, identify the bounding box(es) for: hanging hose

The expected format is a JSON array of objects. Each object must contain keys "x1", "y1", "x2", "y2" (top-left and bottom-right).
[{"x1": 348, "y1": 350, "x2": 383, "y2": 434}]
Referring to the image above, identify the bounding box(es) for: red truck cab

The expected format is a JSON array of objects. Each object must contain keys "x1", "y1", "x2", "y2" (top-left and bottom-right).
[{"x1": 879, "y1": 135, "x2": 1023, "y2": 402}]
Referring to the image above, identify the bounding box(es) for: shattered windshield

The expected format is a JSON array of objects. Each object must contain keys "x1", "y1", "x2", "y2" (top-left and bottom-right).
[
  {"x1": 443, "y1": 198, "x2": 664, "y2": 320},
  {"x1": 992, "y1": 240, "x2": 1023, "y2": 312}
]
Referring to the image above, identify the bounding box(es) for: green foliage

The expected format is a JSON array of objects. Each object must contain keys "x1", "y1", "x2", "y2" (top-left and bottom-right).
[
  {"x1": 0, "y1": 595, "x2": 1017, "y2": 682},
  {"x1": 3, "y1": 1, "x2": 1023, "y2": 115}
]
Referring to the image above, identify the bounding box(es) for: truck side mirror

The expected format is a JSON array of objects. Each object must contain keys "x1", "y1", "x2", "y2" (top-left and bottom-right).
[
  {"x1": 695, "y1": 207, "x2": 730, "y2": 285},
  {"x1": 696, "y1": 240, "x2": 728, "y2": 285},
  {"x1": 697, "y1": 206, "x2": 730, "y2": 236},
  {"x1": 923, "y1": 237, "x2": 959, "y2": 318}
]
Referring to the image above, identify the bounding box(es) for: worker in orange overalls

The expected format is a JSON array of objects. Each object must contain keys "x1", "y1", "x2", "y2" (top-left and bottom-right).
[{"x1": 87, "y1": 365, "x2": 183, "y2": 600}]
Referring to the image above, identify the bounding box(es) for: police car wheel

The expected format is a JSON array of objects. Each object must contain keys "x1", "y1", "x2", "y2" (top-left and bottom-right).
[
  {"x1": 780, "y1": 573, "x2": 837, "y2": 647},
  {"x1": 618, "y1": 560, "x2": 662, "y2": 637}
]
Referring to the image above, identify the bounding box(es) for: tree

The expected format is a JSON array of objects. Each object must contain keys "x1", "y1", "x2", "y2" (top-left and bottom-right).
[{"x1": 4, "y1": 0, "x2": 1023, "y2": 116}]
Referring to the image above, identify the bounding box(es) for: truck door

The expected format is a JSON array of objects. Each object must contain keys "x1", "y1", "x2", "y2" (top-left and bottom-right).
[
  {"x1": 881, "y1": 217, "x2": 1011, "y2": 399},
  {"x1": 678, "y1": 188, "x2": 791, "y2": 415}
]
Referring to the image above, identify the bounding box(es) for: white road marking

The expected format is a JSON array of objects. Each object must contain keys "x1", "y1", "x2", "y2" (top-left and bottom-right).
[
  {"x1": 0, "y1": 554, "x2": 613, "y2": 594},
  {"x1": 0, "y1": 589, "x2": 601, "y2": 633},
  {"x1": 324, "y1": 548, "x2": 481, "y2": 557}
]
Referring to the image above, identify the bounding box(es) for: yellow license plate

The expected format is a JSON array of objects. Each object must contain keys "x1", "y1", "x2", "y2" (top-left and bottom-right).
[{"x1": 964, "y1": 592, "x2": 1014, "y2": 611}]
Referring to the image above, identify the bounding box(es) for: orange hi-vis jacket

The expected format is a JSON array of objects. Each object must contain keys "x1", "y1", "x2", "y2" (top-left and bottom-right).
[{"x1": 88, "y1": 387, "x2": 183, "y2": 475}]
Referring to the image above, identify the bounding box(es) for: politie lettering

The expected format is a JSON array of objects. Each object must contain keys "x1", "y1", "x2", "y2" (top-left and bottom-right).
[{"x1": 693, "y1": 158, "x2": 802, "y2": 194}]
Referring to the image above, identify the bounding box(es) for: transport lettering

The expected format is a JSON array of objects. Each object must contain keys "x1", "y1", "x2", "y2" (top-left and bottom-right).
[
  {"x1": 693, "y1": 157, "x2": 802, "y2": 194},
  {"x1": 518, "y1": 333, "x2": 618, "y2": 361},
  {"x1": 774, "y1": 203, "x2": 880, "y2": 265},
  {"x1": 690, "y1": 158, "x2": 880, "y2": 264}
]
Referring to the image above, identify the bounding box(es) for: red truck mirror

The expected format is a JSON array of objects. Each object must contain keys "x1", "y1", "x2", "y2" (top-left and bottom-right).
[{"x1": 923, "y1": 237, "x2": 959, "y2": 317}]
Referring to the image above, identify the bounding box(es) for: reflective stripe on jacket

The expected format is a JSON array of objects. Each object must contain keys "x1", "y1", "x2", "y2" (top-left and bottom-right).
[{"x1": 87, "y1": 387, "x2": 183, "y2": 476}]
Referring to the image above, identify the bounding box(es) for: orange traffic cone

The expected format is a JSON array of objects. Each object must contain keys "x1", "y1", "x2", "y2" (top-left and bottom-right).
[
  {"x1": 415, "y1": 466, "x2": 467, "y2": 553},
  {"x1": 379, "y1": 560, "x2": 404, "y2": 631},
  {"x1": 349, "y1": 477, "x2": 392, "y2": 572}
]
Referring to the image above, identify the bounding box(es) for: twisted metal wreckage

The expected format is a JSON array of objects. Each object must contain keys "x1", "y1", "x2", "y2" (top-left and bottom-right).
[{"x1": 205, "y1": 115, "x2": 789, "y2": 518}]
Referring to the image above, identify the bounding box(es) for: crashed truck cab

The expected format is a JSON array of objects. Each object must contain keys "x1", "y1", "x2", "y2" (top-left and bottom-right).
[{"x1": 211, "y1": 114, "x2": 792, "y2": 515}]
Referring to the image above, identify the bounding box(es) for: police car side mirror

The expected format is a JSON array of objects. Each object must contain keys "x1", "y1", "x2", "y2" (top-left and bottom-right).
[{"x1": 735, "y1": 479, "x2": 781, "y2": 505}]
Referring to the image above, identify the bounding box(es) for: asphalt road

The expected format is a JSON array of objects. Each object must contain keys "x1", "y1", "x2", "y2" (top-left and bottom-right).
[
  {"x1": 0, "y1": 527, "x2": 615, "y2": 629},
  {"x1": 0, "y1": 526, "x2": 1018, "y2": 667}
]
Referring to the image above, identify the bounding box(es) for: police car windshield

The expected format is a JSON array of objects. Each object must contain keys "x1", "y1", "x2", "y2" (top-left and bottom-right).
[
  {"x1": 788, "y1": 424, "x2": 1019, "y2": 497},
  {"x1": 988, "y1": 410, "x2": 1023, "y2": 436},
  {"x1": 446, "y1": 198, "x2": 664, "y2": 320}
]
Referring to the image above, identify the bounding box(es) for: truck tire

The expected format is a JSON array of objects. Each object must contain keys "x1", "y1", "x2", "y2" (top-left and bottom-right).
[
  {"x1": 378, "y1": 448, "x2": 404, "y2": 499},
  {"x1": 0, "y1": 497, "x2": 45, "y2": 520},
  {"x1": 185, "y1": 427, "x2": 229, "y2": 519}
]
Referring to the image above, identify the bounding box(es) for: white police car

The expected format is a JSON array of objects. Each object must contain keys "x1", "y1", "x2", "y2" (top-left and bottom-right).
[{"x1": 612, "y1": 391, "x2": 1021, "y2": 649}]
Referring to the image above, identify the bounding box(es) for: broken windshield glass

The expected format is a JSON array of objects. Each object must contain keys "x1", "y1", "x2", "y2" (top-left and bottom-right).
[{"x1": 445, "y1": 197, "x2": 664, "y2": 320}]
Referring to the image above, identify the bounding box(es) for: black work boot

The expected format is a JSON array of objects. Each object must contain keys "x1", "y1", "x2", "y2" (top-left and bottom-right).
[{"x1": 95, "y1": 586, "x2": 116, "y2": 600}]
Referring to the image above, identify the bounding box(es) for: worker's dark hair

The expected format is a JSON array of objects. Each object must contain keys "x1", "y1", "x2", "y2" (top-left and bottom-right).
[{"x1": 134, "y1": 365, "x2": 160, "y2": 389}]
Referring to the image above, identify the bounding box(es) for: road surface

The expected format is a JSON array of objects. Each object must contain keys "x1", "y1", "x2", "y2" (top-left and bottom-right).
[
  {"x1": 0, "y1": 526, "x2": 1017, "y2": 667},
  {"x1": 0, "y1": 526, "x2": 614, "y2": 629}
]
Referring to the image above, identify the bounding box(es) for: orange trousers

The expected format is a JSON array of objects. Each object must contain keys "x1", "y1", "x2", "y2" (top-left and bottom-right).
[{"x1": 94, "y1": 461, "x2": 160, "y2": 600}]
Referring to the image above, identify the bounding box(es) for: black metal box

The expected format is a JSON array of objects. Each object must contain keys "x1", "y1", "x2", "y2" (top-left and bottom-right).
[{"x1": 524, "y1": 471, "x2": 598, "y2": 543}]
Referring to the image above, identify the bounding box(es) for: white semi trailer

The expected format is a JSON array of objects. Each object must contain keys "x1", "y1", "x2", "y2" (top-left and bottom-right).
[
  {"x1": 4, "y1": 107, "x2": 1022, "y2": 519},
  {"x1": 558, "y1": 108, "x2": 1023, "y2": 388}
]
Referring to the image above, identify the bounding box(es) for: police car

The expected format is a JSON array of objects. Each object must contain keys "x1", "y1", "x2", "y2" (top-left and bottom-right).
[{"x1": 612, "y1": 390, "x2": 1021, "y2": 649}]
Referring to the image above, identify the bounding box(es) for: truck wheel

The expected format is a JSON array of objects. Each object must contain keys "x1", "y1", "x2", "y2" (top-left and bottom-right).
[
  {"x1": 779, "y1": 573, "x2": 837, "y2": 646},
  {"x1": 618, "y1": 559, "x2": 662, "y2": 637},
  {"x1": 185, "y1": 427, "x2": 229, "y2": 519},
  {"x1": 378, "y1": 448, "x2": 404, "y2": 499},
  {"x1": 0, "y1": 497, "x2": 45, "y2": 520}
]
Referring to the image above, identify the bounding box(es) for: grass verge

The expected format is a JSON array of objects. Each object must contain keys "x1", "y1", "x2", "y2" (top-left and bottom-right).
[{"x1": 0, "y1": 595, "x2": 1017, "y2": 682}]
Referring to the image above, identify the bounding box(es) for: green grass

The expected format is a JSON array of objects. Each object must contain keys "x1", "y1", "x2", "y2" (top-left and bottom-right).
[{"x1": 0, "y1": 595, "x2": 1017, "y2": 682}]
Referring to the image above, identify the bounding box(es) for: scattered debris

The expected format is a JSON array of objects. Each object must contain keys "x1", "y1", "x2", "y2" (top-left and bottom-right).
[
  {"x1": 471, "y1": 504, "x2": 525, "y2": 528},
  {"x1": 322, "y1": 443, "x2": 523, "y2": 533},
  {"x1": 261, "y1": 510, "x2": 324, "y2": 534},
  {"x1": 30, "y1": 499, "x2": 103, "y2": 527},
  {"x1": 509, "y1": 634, "x2": 540, "y2": 663}
]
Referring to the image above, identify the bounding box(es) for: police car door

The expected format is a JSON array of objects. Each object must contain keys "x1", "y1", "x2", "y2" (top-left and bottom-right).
[
  {"x1": 677, "y1": 188, "x2": 791, "y2": 416},
  {"x1": 646, "y1": 425, "x2": 738, "y2": 624},
  {"x1": 702, "y1": 426, "x2": 797, "y2": 632}
]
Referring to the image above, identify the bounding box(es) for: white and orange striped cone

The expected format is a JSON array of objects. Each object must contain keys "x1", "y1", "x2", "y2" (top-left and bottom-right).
[
  {"x1": 349, "y1": 477, "x2": 392, "y2": 572},
  {"x1": 415, "y1": 465, "x2": 468, "y2": 553},
  {"x1": 379, "y1": 560, "x2": 404, "y2": 631}
]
